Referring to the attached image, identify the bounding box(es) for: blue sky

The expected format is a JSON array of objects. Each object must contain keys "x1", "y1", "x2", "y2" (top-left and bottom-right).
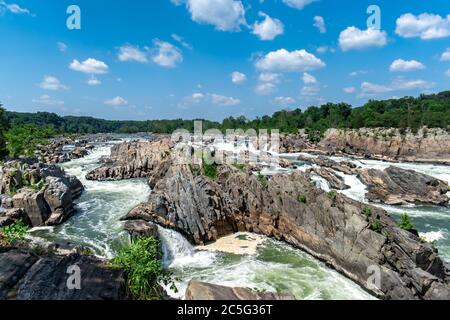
[{"x1": 0, "y1": 0, "x2": 449, "y2": 121}]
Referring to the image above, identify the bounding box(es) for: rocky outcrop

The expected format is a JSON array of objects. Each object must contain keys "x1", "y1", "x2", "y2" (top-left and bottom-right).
[
  {"x1": 308, "y1": 167, "x2": 349, "y2": 190},
  {"x1": 123, "y1": 220, "x2": 158, "y2": 239},
  {"x1": 319, "y1": 128, "x2": 450, "y2": 164},
  {"x1": 0, "y1": 247, "x2": 126, "y2": 300},
  {"x1": 37, "y1": 137, "x2": 94, "y2": 164},
  {"x1": 359, "y1": 166, "x2": 449, "y2": 206},
  {"x1": 185, "y1": 280, "x2": 295, "y2": 300},
  {"x1": 86, "y1": 138, "x2": 171, "y2": 181},
  {"x1": 279, "y1": 132, "x2": 314, "y2": 153},
  {"x1": 297, "y1": 154, "x2": 357, "y2": 175},
  {"x1": 0, "y1": 160, "x2": 83, "y2": 227},
  {"x1": 125, "y1": 159, "x2": 450, "y2": 300}
]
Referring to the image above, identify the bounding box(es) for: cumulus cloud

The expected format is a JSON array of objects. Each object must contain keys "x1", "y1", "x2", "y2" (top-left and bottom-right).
[
  {"x1": 282, "y1": 0, "x2": 317, "y2": 10},
  {"x1": 255, "y1": 82, "x2": 277, "y2": 95},
  {"x1": 172, "y1": 0, "x2": 247, "y2": 32},
  {"x1": 255, "y1": 49, "x2": 325, "y2": 73},
  {"x1": 274, "y1": 96, "x2": 296, "y2": 106},
  {"x1": 440, "y1": 48, "x2": 450, "y2": 61},
  {"x1": 231, "y1": 71, "x2": 247, "y2": 84},
  {"x1": 301, "y1": 73, "x2": 320, "y2": 96},
  {"x1": 395, "y1": 13, "x2": 450, "y2": 40},
  {"x1": 360, "y1": 78, "x2": 434, "y2": 96},
  {"x1": 69, "y1": 58, "x2": 109, "y2": 74},
  {"x1": 389, "y1": 59, "x2": 425, "y2": 72},
  {"x1": 343, "y1": 87, "x2": 356, "y2": 93},
  {"x1": 104, "y1": 96, "x2": 128, "y2": 106},
  {"x1": 210, "y1": 93, "x2": 240, "y2": 106},
  {"x1": 32, "y1": 95, "x2": 64, "y2": 106},
  {"x1": 313, "y1": 16, "x2": 326, "y2": 33},
  {"x1": 302, "y1": 72, "x2": 317, "y2": 84},
  {"x1": 252, "y1": 12, "x2": 284, "y2": 41},
  {"x1": 118, "y1": 45, "x2": 148, "y2": 63},
  {"x1": 339, "y1": 27, "x2": 387, "y2": 51},
  {"x1": 0, "y1": 1, "x2": 34, "y2": 16},
  {"x1": 259, "y1": 72, "x2": 281, "y2": 83},
  {"x1": 151, "y1": 40, "x2": 183, "y2": 68},
  {"x1": 87, "y1": 76, "x2": 101, "y2": 86},
  {"x1": 39, "y1": 76, "x2": 68, "y2": 91}
]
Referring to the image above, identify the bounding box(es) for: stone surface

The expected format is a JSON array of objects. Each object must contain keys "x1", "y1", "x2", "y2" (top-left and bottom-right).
[
  {"x1": 359, "y1": 166, "x2": 449, "y2": 206},
  {"x1": 123, "y1": 220, "x2": 158, "y2": 239},
  {"x1": 309, "y1": 167, "x2": 349, "y2": 190},
  {"x1": 185, "y1": 280, "x2": 295, "y2": 300}
]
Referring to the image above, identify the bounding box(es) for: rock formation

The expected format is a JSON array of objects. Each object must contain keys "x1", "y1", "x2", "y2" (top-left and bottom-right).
[
  {"x1": 0, "y1": 160, "x2": 83, "y2": 227},
  {"x1": 358, "y1": 166, "x2": 449, "y2": 206},
  {"x1": 124, "y1": 158, "x2": 450, "y2": 300},
  {"x1": 185, "y1": 280, "x2": 295, "y2": 300},
  {"x1": 0, "y1": 247, "x2": 126, "y2": 300}
]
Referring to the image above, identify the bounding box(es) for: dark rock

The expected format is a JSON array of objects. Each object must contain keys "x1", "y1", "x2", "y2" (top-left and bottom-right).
[
  {"x1": 185, "y1": 280, "x2": 295, "y2": 300},
  {"x1": 124, "y1": 220, "x2": 158, "y2": 239},
  {"x1": 309, "y1": 167, "x2": 350, "y2": 190}
]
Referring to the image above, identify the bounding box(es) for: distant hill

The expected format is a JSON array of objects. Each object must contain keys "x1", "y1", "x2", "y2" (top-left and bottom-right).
[{"x1": 4, "y1": 91, "x2": 450, "y2": 136}]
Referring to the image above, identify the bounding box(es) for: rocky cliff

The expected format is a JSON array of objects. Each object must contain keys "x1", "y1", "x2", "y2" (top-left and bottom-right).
[
  {"x1": 124, "y1": 158, "x2": 450, "y2": 300},
  {"x1": 318, "y1": 128, "x2": 450, "y2": 164}
]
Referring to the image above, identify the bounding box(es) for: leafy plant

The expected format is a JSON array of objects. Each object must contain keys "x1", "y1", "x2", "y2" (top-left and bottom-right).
[
  {"x1": 256, "y1": 174, "x2": 269, "y2": 188},
  {"x1": 298, "y1": 193, "x2": 307, "y2": 204},
  {"x1": 0, "y1": 220, "x2": 29, "y2": 245},
  {"x1": 5, "y1": 124, "x2": 57, "y2": 158},
  {"x1": 327, "y1": 191, "x2": 338, "y2": 201},
  {"x1": 202, "y1": 162, "x2": 218, "y2": 180},
  {"x1": 399, "y1": 213, "x2": 415, "y2": 232},
  {"x1": 371, "y1": 219, "x2": 383, "y2": 233},
  {"x1": 362, "y1": 207, "x2": 373, "y2": 219},
  {"x1": 111, "y1": 236, "x2": 177, "y2": 300}
]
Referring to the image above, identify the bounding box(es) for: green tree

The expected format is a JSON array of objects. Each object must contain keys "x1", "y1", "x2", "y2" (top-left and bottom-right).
[
  {"x1": 5, "y1": 124, "x2": 57, "y2": 158},
  {"x1": 0, "y1": 103, "x2": 9, "y2": 159}
]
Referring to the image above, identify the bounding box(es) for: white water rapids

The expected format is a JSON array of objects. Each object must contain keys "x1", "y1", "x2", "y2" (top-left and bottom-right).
[{"x1": 28, "y1": 141, "x2": 450, "y2": 300}]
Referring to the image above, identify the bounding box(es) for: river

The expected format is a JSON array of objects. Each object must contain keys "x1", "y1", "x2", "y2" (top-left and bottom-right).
[{"x1": 29, "y1": 141, "x2": 450, "y2": 300}]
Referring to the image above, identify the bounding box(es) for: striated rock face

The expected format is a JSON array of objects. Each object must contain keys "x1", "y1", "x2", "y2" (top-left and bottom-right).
[
  {"x1": 279, "y1": 132, "x2": 314, "y2": 153},
  {"x1": 308, "y1": 167, "x2": 349, "y2": 190},
  {"x1": 297, "y1": 155, "x2": 357, "y2": 175},
  {"x1": 359, "y1": 166, "x2": 449, "y2": 206},
  {"x1": 0, "y1": 248, "x2": 126, "y2": 300},
  {"x1": 318, "y1": 128, "x2": 450, "y2": 164},
  {"x1": 86, "y1": 138, "x2": 171, "y2": 181},
  {"x1": 0, "y1": 160, "x2": 83, "y2": 227},
  {"x1": 125, "y1": 159, "x2": 450, "y2": 300},
  {"x1": 37, "y1": 137, "x2": 94, "y2": 164},
  {"x1": 185, "y1": 280, "x2": 295, "y2": 300}
]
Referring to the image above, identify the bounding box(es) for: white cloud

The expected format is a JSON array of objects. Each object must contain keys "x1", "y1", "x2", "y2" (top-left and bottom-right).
[
  {"x1": 274, "y1": 96, "x2": 296, "y2": 106},
  {"x1": 302, "y1": 72, "x2": 317, "y2": 84},
  {"x1": 389, "y1": 59, "x2": 425, "y2": 72},
  {"x1": 313, "y1": 16, "x2": 326, "y2": 33},
  {"x1": 395, "y1": 13, "x2": 450, "y2": 40},
  {"x1": 282, "y1": 0, "x2": 317, "y2": 10},
  {"x1": 440, "y1": 48, "x2": 450, "y2": 61},
  {"x1": 57, "y1": 42, "x2": 67, "y2": 52},
  {"x1": 446, "y1": 69, "x2": 450, "y2": 77},
  {"x1": 173, "y1": 0, "x2": 247, "y2": 32},
  {"x1": 339, "y1": 27, "x2": 387, "y2": 51},
  {"x1": 316, "y1": 46, "x2": 328, "y2": 54},
  {"x1": 32, "y1": 95, "x2": 64, "y2": 106},
  {"x1": 39, "y1": 76, "x2": 68, "y2": 91},
  {"x1": 171, "y1": 33, "x2": 193, "y2": 50},
  {"x1": 259, "y1": 72, "x2": 281, "y2": 83},
  {"x1": 343, "y1": 87, "x2": 356, "y2": 93},
  {"x1": 360, "y1": 78, "x2": 434, "y2": 96},
  {"x1": 349, "y1": 70, "x2": 368, "y2": 76},
  {"x1": 231, "y1": 71, "x2": 247, "y2": 84},
  {"x1": 182, "y1": 92, "x2": 206, "y2": 105},
  {"x1": 151, "y1": 40, "x2": 183, "y2": 68},
  {"x1": 210, "y1": 94, "x2": 240, "y2": 106},
  {"x1": 69, "y1": 58, "x2": 109, "y2": 74},
  {"x1": 255, "y1": 82, "x2": 276, "y2": 95},
  {"x1": 301, "y1": 72, "x2": 320, "y2": 96},
  {"x1": 118, "y1": 45, "x2": 148, "y2": 63},
  {"x1": 252, "y1": 12, "x2": 284, "y2": 41},
  {"x1": 104, "y1": 96, "x2": 128, "y2": 106},
  {"x1": 0, "y1": 1, "x2": 33, "y2": 16},
  {"x1": 301, "y1": 86, "x2": 320, "y2": 96},
  {"x1": 87, "y1": 76, "x2": 101, "y2": 86},
  {"x1": 255, "y1": 49, "x2": 325, "y2": 73}
]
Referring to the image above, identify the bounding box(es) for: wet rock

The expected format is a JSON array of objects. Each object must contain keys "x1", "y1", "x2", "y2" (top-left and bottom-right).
[
  {"x1": 124, "y1": 220, "x2": 158, "y2": 239},
  {"x1": 297, "y1": 154, "x2": 357, "y2": 174},
  {"x1": 359, "y1": 166, "x2": 449, "y2": 206},
  {"x1": 309, "y1": 167, "x2": 349, "y2": 190},
  {"x1": 185, "y1": 280, "x2": 295, "y2": 300}
]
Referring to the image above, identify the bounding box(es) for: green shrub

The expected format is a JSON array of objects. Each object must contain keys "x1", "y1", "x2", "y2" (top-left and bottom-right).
[
  {"x1": 0, "y1": 220, "x2": 29, "y2": 245},
  {"x1": 362, "y1": 207, "x2": 373, "y2": 219},
  {"x1": 327, "y1": 191, "x2": 338, "y2": 201},
  {"x1": 298, "y1": 193, "x2": 307, "y2": 204},
  {"x1": 202, "y1": 162, "x2": 218, "y2": 180},
  {"x1": 399, "y1": 213, "x2": 415, "y2": 232},
  {"x1": 111, "y1": 236, "x2": 176, "y2": 300},
  {"x1": 371, "y1": 219, "x2": 383, "y2": 233},
  {"x1": 257, "y1": 174, "x2": 269, "y2": 188}
]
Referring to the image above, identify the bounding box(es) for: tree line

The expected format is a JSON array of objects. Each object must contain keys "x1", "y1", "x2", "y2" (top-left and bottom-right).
[{"x1": 1, "y1": 91, "x2": 449, "y2": 158}]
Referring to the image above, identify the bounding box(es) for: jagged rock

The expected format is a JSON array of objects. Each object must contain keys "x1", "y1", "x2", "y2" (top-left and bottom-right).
[
  {"x1": 309, "y1": 167, "x2": 349, "y2": 190},
  {"x1": 123, "y1": 220, "x2": 158, "y2": 239},
  {"x1": 297, "y1": 155, "x2": 357, "y2": 175},
  {"x1": 43, "y1": 177, "x2": 77, "y2": 225},
  {"x1": 279, "y1": 132, "x2": 313, "y2": 153},
  {"x1": 125, "y1": 159, "x2": 450, "y2": 300},
  {"x1": 359, "y1": 166, "x2": 449, "y2": 206},
  {"x1": 86, "y1": 138, "x2": 171, "y2": 181},
  {"x1": 0, "y1": 248, "x2": 127, "y2": 300},
  {"x1": 318, "y1": 127, "x2": 450, "y2": 164},
  {"x1": 185, "y1": 280, "x2": 295, "y2": 300},
  {"x1": 12, "y1": 189, "x2": 50, "y2": 226}
]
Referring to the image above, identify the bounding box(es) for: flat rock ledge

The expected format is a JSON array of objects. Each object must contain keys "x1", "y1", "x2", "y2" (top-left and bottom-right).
[{"x1": 185, "y1": 280, "x2": 295, "y2": 300}]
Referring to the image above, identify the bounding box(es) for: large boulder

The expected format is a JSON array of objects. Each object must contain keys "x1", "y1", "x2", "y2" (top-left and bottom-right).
[
  {"x1": 125, "y1": 159, "x2": 450, "y2": 300},
  {"x1": 185, "y1": 280, "x2": 295, "y2": 300},
  {"x1": 359, "y1": 166, "x2": 449, "y2": 206}
]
